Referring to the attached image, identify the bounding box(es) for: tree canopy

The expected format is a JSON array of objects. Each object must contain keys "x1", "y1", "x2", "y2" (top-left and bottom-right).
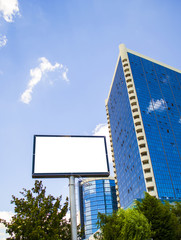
[
  {"x1": 95, "y1": 208, "x2": 151, "y2": 240},
  {"x1": 0, "y1": 180, "x2": 71, "y2": 240},
  {"x1": 95, "y1": 192, "x2": 181, "y2": 240},
  {"x1": 135, "y1": 192, "x2": 179, "y2": 240},
  {"x1": 1, "y1": 183, "x2": 180, "y2": 240},
  {"x1": 165, "y1": 201, "x2": 181, "y2": 239},
  {"x1": 120, "y1": 208, "x2": 151, "y2": 240}
]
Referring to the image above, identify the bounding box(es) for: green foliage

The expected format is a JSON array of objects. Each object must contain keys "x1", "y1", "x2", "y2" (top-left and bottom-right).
[
  {"x1": 95, "y1": 193, "x2": 181, "y2": 240},
  {"x1": 95, "y1": 208, "x2": 151, "y2": 240},
  {"x1": 166, "y1": 201, "x2": 181, "y2": 239},
  {"x1": 94, "y1": 211, "x2": 123, "y2": 239},
  {"x1": 121, "y1": 208, "x2": 151, "y2": 240},
  {"x1": 135, "y1": 192, "x2": 178, "y2": 240},
  {"x1": 0, "y1": 181, "x2": 71, "y2": 240}
]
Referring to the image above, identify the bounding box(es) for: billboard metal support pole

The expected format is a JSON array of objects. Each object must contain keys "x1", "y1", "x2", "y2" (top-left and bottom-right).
[{"x1": 69, "y1": 176, "x2": 77, "y2": 240}]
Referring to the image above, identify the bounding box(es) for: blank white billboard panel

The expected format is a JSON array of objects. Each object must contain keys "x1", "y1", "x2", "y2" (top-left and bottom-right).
[{"x1": 32, "y1": 135, "x2": 109, "y2": 178}]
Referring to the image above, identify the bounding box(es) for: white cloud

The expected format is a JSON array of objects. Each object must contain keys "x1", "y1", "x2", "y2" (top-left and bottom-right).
[
  {"x1": 147, "y1": 98, "x2": 167, "y2": 113},
  {"x1": 179, "y1": 118, "x2": 181, "y2": 124},
  {"x1": 0, "y1": 224, "x2": 9, "y2": 239},
  {"x1": 65, "y1": 210, "x2": 80, "y2": 226},
  {"x1": 20, "y1": 57, "x2": 69, "y2": 104},
  {"x1": 0, "y1": 211, "x2": 13, "y2": 222},
  {"x1": 93, "y1": 123, "x2": 112, "y2": 163},
  {"x1": 0, "y1": 232, "x2": 7, "y2": 240},
  {"x1": 0, "y1": 35, "x2": 7, "y2": 47},
  {"x1": 62, "y1": 67, "x2": 69, "y2": 82},
  {"x1": 0, "y1": 0, "x2": 20, "y2": 22},
  {"x1": 0, "y1": 211, "x2": 13, "y2": 239}
]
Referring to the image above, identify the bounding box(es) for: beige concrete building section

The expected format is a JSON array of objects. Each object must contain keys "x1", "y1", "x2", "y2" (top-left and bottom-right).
[
  {"x1": 105, "y1": 44, "x2": 174, "y2": 204},
  {"x1": 80, "y1": 176, "x2": 115, "y2": 185},
  {"x1": 106, "y1": 105, "x2": 121, "y2": 208}
]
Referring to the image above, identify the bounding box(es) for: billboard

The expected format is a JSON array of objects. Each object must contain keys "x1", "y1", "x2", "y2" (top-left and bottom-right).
[{"x1": 32, "y1": 135, "x2": 110, "y2": 178}]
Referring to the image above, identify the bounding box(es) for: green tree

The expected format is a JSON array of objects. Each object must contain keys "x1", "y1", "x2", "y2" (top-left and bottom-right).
[
  {"x1": 95, "y1": 208, "x2": 151, "y2": 240},
  {"x1": 135, "y1": 192, "x2": 177, "y2": 240},
  {"x1": 0, "y1": 181, "x2": 71, "y2": 240},
  {"x1": 121, "y1": 208, "x2": 151, "y2": 240},
  {"x1": 94, "y1": 211, "x2": 123, "y2": 239},
  {"x1": 167, "y1": 201, "x2": 181, "y2": 239}
]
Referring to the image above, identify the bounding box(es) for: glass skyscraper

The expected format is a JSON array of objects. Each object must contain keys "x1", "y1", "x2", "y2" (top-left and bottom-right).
[
  {"x1": 106, "y1": 44, "x2": 181, "y2": 209},
  {"x1": 79, "y1": 177, "x2": 118, "y2": 239}
]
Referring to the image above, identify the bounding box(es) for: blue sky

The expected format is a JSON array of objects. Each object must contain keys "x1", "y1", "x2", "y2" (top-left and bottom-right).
[{"x1": 0, "y1": 0, "x2": 181, "y2": 238}]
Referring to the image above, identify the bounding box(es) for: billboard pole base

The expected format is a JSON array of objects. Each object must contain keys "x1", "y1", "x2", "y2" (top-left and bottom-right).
[{"x1": 69, "y1": 176, "x2": 77, "y2": 240}]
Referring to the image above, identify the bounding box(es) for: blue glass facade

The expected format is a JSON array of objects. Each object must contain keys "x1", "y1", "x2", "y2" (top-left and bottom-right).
[
  {"x1": 107, "y1": 58, "x2": 146, "y2": 208},
  {"x1": 128, "y1": 53, "x2": 181, "y2": 200},
  {"x1": 106, "y1": 46, "x2": 181, "y2": 209},
  {"x1": 79, "y1": 178, "x2": 118, "y2": 239}
]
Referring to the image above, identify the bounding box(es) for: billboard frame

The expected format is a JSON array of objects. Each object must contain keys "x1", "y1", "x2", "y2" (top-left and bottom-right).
[{"x1": 32, "y1": 135, "x2": 110, "y2": 178}]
